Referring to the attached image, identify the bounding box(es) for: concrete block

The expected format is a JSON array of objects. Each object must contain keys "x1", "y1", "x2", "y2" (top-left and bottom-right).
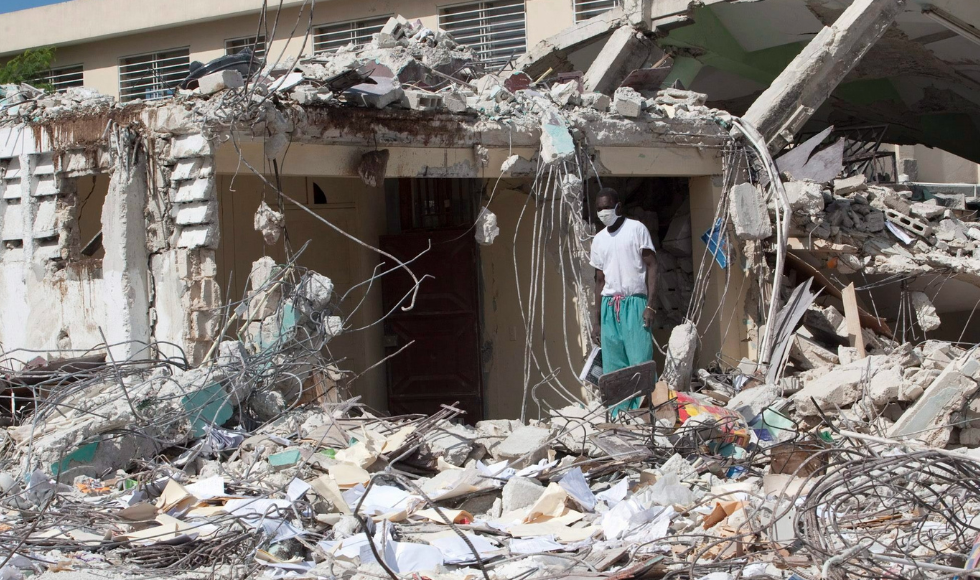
[
  {"x1": 549, "y1": 80, "x2": 580, "y2": 106},
  {"x1": 402, "y1": 89, "x2": 443, "y2": 111},
  {"x1": 884, "y1": 209, "x2": 932, "y2": 238},
  {"x1": 539, "y1": 120, "x2": 575, "y2": 166},
  {"x1": 171, "y1": 134, "x2": 211, "y2": 159},
  {"x1": 833, "y1": 175, "x2": 867, "y2": 195},
  {"x1": 177, "y1": 224, "x2": 218, "y2": 249},
  {"x1": 793, "y1": 355, "x2": 890, "y2": 416},
  {"x1": 868, "y1": 365, "x2": 903, "y2": 408},
  {"x1": 345, "y1": 77, "x2": 403, "y2": 109},
  {"x1": 253, "y1": 201, "x2": 284, "y2": 245},
  {"x1": 422, "y1": 422, "x2": 477, "y2": 467},
  {"x1": 173, "y1": 177, "x2": 214, "y2": 203},
  {"x1": 198, "y1": 70, "x2": 244, "y2": 95},
  {"x1": 612, "y1": 86, "x2": 643, "y2": 118},
  {"x1": 729, "y1": 182, "x2": 772, "y2": 240},
  {"x1": 295, "y1": 272, "x2": 334, "y2": 312},
  {"x1": 502, "y1": 477, "x2": 544, "y2": 513},
  {"x1": 174, "y1": 200, "x2": 217, "y2": 226}
]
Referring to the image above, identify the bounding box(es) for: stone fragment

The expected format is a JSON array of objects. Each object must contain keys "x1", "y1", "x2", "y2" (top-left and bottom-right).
[
  {"x1": 910, "y1": 291, "x2": 940, "y2": 332},
  {"x1": 495, "y1": 425, "x2": 551, "y2": 467},
  {"x1": 729, "y1": 182, "x2": 772, "y2": 240},
  {"x1": 612, "y1": 86, "x2": 643, "y2": 118},
  {"x1": 549, "y1": 80, "x2": 580, "y2": 106},
  {"x1": 581, "y1": 92, "x2": 610, "y2": 112},
  {"x1": 539, "y1": 119, "x2": 575, "y2": 166},
  {"x1": 790, "y1": 335, "x2": 839, "y2": 370},
  {"x1": 868, "y1": 365, "x2": 903, "y2": 408},
  {"x1": 936, "y1": 218, "x2": 968, "y2": 242},
  {"x1": 783, "y1": 181, "x2": 825, "y2": 215},
  {"x1": 198, "y1": 70, "x2": 244, "y2": 95},
  {"x1": 253, "y1": 201, "x2": 284, "y2": 245},
  {"x1": 833, "y1": 174, "x2": 867, "y2": 195},
  {"x1": 443, "y1": 90, "x2": 468, "y2": 113},
  {"x1": 475, "y1": 208, "x2": 499, "y2": 245},
  {"x1": 247, "y1": 256, "x2": 282, "y2": 320},
  {"x1": 502, "y1": 477, "x2": 544, "y2": 512},
  {"x1": 422, "y1": 422, "x2": 477, "y2": 467},
  {"x1": 663, "y1": 321, "x2": 697, "y2": 391}
]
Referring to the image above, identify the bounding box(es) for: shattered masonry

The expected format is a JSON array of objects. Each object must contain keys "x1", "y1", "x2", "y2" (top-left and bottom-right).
[{"x1": 1, "y1": 2, "x2": 980, "y2": 580}]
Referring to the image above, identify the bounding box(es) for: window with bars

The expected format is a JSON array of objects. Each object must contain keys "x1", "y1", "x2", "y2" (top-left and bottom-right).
[
  {"x1": 573, "y1": 0, "x2": 619, "y2": 22},
  {"x1": 439, "y1": 0, "x2": 526, "y2": 71},
  {"x1": 35, "y1": 65, "x2": 84, "y2": 92},
  {"x1": 225, "y1": 35, "x2": 267, "y2": 59},
  {"x1": 313, "y1": 16, "x2": 390, "y2": 54},
  {"x1": 118, "y1": 48, "x2": 190, "y2": 103}
]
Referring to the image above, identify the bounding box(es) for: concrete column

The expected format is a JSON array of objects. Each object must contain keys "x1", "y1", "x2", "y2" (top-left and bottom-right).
[
  {"x1": 688, "y1": 176, "x2": 748, "y2": 368},
  {"x1": 101, "y1": 128, "x2": 151, "y2": 361},
  {"x1": 583, "y1": 25, "x2": 659, "y2": 95},
  {"x1": 743, "y1": 0, "x2": 905, "y2": 152}
]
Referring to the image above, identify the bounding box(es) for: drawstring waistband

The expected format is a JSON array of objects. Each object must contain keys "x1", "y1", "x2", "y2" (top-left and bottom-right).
[{"x1": 609, "y1": 295, "x2": 625, "y2": 323}]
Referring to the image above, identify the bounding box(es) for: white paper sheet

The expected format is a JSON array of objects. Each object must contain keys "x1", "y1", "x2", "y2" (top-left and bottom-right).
[
  {"x1": 509, "y1": 536, "x2": 564, "y2": 554},
  {"x1": 596, "y1": 478, "x2": 629, "y2": 506},
  {"x1": 558, "y1": 467, "x2": 596, "y2": 512},
  {"x1": 185, "y1": 476, "x2": 225, "y2": 500},
  {"x1": 286, "y1": 478, "x2": 311, "y2": 502},
  {"x1": 430, "y1": 533, "x2": 501, "y2": 564}
]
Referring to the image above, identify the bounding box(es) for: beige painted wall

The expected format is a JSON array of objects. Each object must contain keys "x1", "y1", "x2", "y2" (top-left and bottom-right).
[
  {"x1": 14, "y1": 0, "x2": 578, "y2": 100},
  {"x1": 688, "y1": 175, "x2": 750, "y2": 369},
  {"x1": 478, "y1": 183, "x2": 591, "y2": 421},
  {"x1": 899, "y1": 144, "x2": 980, "y2": 184},
  {"x1": 215, "y1": 173, "x2": 388, "y2": 412}
]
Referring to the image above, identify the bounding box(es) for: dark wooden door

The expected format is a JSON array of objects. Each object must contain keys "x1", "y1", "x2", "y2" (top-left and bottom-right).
[{"x1": 379, "y1": 229, "x2": 483, "y2": 422}]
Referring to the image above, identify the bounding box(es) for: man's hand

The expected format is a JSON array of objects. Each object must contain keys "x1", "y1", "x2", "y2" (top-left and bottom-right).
[
  {"x1": 591, "y1": 321, "x2": 601, "y2": 346},
  {"x1": 643, "y1": 306, "x2": 656, "y2": 329}
]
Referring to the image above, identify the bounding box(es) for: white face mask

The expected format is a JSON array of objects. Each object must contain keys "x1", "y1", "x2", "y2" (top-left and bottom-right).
[{"x1": 597, "y1": 206, "x2": 619, "y2": 227}]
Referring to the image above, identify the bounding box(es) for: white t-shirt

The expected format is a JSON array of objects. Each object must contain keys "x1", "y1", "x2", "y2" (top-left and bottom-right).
[{"x1": 589, "y1": 218, "x2": 656, "y2": 296}]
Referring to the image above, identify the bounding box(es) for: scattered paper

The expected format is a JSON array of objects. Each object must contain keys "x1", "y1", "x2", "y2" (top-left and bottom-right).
[{"x1": 558, "y1": 467, "x2": 596, "y2": 512}]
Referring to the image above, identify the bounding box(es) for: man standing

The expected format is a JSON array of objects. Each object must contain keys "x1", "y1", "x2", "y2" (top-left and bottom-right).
[{"x1": 590, "y1": 187, "x2": 659, "y2": 376}]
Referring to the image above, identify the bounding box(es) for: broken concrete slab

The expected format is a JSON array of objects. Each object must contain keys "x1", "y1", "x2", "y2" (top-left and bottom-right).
[
  {"x1": 515, "y1": 7, "x2": 626, "y2": 80},
  {"x1": 727, "y1": 384, "x2": 781, "y2": 422},
  {"x1": 502, "y1": 476, "x2": 544, "y2": 513},
  {"x1": 495, "y1": 425, "x2": 552, "y2": 467},
  {"x1": 792, "y1": 355, "x2": 889, "y2": 416},
  {"x1": 889, "y1": 357, "x2": 980, "y2": 447},
  {"x1": 784, "y1": 181, "x2": 826, "y2": 215},
  {"x1": 833, "y1": 175, "x2": 868, "y2": 195}
]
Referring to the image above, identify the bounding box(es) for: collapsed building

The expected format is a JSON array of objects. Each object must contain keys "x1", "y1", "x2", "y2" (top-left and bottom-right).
[{"x1": 1, "y1": 0, "x2": 980, "y2": 579}]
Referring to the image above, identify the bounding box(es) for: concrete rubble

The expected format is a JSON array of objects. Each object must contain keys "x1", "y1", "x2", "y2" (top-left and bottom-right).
[{"x1": 1, "y1": 6, "x2": 980, "y2": 580}]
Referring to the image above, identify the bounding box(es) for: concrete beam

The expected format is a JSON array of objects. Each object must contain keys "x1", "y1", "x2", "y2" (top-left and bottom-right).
[
  {"x1": 742, "y1": 0, "x2": 906, "y2": 153},
  {"x1": 514, "y1": 7, "x2": 626, "y2": 80},
  {"x1": 582, "y1": 26, "x2": 659, "y2": 95}
]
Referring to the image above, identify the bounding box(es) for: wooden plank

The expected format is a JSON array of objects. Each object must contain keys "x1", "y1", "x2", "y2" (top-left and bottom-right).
[{"x1": 841, "y1": 282, "x2": 866, "y2": 358}]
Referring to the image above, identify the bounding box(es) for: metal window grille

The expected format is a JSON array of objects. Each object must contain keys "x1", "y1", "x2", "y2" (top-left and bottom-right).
[
  {"x1": 118, "y1": 48, "x2": 190, "y2": 103},
  {"x1": 439, "y1": 0, "x2": 526, "y2": 71},
  {"x1": 225, "y1": 35, "x2": 267, "y2": 59},
  {"x1": 573, "y1": 0, "x2": 618, "y2": 22},
  {"x1": 313, "y1": 16, "x2": 391, "y2": 54},
  {"x1": 35, "y1": 65, "x2": 84, "y2": 92}
]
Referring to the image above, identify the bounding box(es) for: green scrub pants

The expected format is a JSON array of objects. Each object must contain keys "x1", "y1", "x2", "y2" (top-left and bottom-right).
[{"x1": 601, "y1": 294, "x2": 655, "y2": 416}]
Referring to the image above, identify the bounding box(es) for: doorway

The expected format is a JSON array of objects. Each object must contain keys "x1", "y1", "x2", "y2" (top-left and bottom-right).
[{"x1": 379, "y1": 178, "x2": 484, "y2": 421}]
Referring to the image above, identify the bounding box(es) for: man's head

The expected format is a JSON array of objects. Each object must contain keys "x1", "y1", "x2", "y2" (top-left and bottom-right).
[
  {"x1": 596, "y1": 187, "x2": 621, "y2": 228},
  {"x1": 596, "y1": 187, "x2": 620, "y2": 214}
]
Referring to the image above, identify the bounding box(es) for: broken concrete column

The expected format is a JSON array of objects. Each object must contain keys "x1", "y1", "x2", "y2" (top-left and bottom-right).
[
  {"x1": 729, "y1": 182, "x2": 772, "y2": 240},
  {"x1": 663, "y1": 321, "x2": 697, "y2": 391},
  {"x1": 583, "y1": 26, "x2": 658, "y2": 95},
  {"x1": 101, "y1": 127, "x2": 151, "y2": 361},
  {"x1": 741, "y1": 0, "x2": 905, "y2": 152}
]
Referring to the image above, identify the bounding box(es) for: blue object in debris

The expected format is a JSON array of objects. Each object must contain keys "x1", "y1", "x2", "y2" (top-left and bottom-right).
[{"x1": 701, "y1": 218, "x2": 729, "y2": 269}]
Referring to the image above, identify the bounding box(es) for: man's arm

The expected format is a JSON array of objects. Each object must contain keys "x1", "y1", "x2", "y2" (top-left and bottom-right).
[
  {"x1": 592, "y1": 269, "x2": 605, "y2": 344},
  {"x1": 642, "y1": 249, "x2": 658, "y2": 328}
]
